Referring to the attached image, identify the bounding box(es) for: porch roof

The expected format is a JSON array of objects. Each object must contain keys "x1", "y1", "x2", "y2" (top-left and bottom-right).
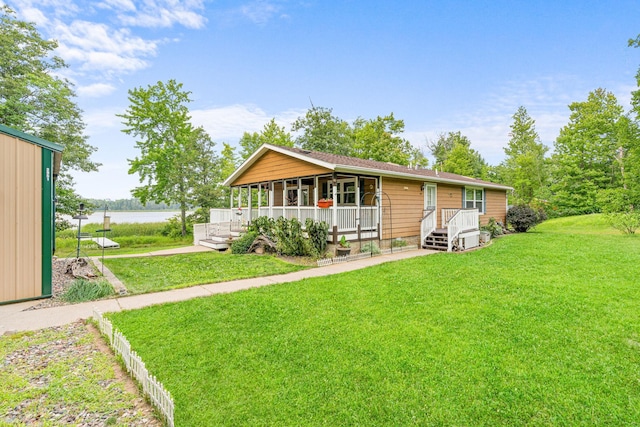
[{"x1": 224, "y1": 144, "x2": 513, "y2": 191}]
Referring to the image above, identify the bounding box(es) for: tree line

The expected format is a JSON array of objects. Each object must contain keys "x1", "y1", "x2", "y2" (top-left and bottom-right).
[{"x1": 3, "y1": 4, "x2": 640, "y2": 235}]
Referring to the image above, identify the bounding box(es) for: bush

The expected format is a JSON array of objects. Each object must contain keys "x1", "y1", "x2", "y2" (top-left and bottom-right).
[
  {"x1": 391, "y1": 238, "x2": 407, "y2": 248},
  {"x1": 305, "y1": 218, "x2": 329, "y2": 256},
  {"x1": 249, "y1": 216, "x2": 276, "y2": 240},
  {"x1": 274, "y1": 217, "x2": 311, "y2": 256},
  {"x1": 61, "y1": 279, "x2": 115, "y2": 303},
  {"x1": 506, "y1": 205, "x2": 547, "y2": 232},
  {"x1": 604, "y1": 212, "x2": 640, "y2": 234},
  {"x1": 360, "y1": 242, "x2": 381, "y2": 255},
  {"x1": 231, "y1": 231, "x2": 258, "y2": 254},
  {"x1": 480, "y1": 217, "x2": 504, "y2": 238}
]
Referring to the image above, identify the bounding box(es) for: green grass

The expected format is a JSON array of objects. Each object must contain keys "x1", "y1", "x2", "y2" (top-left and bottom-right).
[
  {"x1": 0, "y1": 323, "x2": 156, "y2": 425},
  {"x1": 102, "y1": 252, "x2": 307, "y2": 294},
  {"x1": 107, "y1": 217, "x2": 640, "y2": 426},
  {"x1": 56, "y1": 221, "x2": 192, "y2": 257},
  {"x1": 61, "y1": 278, "x2": 116, "y2": 302},
  {"x1": 536, "y1": 213, "x2": 616, "y2": 235}
]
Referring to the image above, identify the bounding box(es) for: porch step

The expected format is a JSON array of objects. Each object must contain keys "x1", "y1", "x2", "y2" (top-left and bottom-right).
[{"x1": 423, "y1": 229, "x2": 448, "y2": 251}]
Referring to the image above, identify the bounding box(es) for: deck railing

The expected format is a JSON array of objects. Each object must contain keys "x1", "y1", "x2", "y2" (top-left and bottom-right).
[
  {"x1": 441, "y1": 208, "x2": 459, "y2": 226},
  {"x1": 446, "y1": 208, "x2": 479, "y2": 251},
  {"x1": 208, "y1": 206, "x2": 378, "y2": 234},
  {"x1": 420, "y1": 210, "x2": 436, "y2": 247}
]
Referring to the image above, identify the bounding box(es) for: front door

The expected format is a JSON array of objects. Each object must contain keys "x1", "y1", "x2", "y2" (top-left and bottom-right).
[{"x1": 424, "y1": 184, "x2": 436, "y2": 211}]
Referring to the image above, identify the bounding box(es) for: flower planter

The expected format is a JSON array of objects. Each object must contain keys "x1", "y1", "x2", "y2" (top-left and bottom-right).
[
  {"x1": 336, "y1": 247, "x2": 351, "y2": 257},
  {"x1": 318, "y1": 200, "x2": 333, "y2": 208}
]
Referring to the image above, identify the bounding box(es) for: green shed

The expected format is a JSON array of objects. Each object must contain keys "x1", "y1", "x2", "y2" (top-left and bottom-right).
[{"x1": 1, "y1": 124, "x2": 63, "y2": 304}]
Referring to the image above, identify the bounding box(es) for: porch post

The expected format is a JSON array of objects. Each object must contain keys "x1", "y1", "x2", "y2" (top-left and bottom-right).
[
  {"x1": 229, "y1": 187, "x2": 233, "y2": 209},
  {"x1": 247, "y1": 184, "x2": 253, "y2": 223},
  {"x1": 269, "y1": 181, "x2": 274, "y2": 218},
  {"x1": 258, "y1": 183, "x2": 262, "y2": 217},
  {"x1": 297, "y1": 178, "x2": 301, "y2": 221},
  {"x1": 332, "y1": 180, "x2": 338, "y2": 235},
  {"x1": 313, "y1": 176, "x2": 319, "y2": 221}
]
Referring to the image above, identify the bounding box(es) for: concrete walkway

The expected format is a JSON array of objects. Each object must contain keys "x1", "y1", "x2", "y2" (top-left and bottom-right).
[{"x1": 0, "y1": 248, "x2": 438, "y2": 335}]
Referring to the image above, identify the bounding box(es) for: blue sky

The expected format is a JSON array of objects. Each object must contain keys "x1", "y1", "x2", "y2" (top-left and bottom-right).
[{"x1": 5, "y1": 0, "x2": 640, "y2": 199}]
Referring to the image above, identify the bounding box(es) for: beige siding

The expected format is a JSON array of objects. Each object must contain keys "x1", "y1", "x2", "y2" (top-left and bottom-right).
[
  {"x1": 1, "y1": 133, "x2": 42, "y2": 302},
  {"x1": 381, "y1": 177, "x2": 423, "y2": 239},
  {"x1": 232, "y1": 151, "x2": 332, "y2": 186},
  {"x1": 480, "y1": 189, "x2": 508, "y2": 225}
]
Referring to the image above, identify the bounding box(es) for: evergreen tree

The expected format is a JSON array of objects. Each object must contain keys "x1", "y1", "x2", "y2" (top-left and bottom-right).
[{"x1": 502, "y1": 106, "x2": 549, "y2": 204}]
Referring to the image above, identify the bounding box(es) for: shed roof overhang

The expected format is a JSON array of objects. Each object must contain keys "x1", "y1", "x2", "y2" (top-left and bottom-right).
[{"x1": 0, "y1": 124, "x2": 64, "y2": 178}]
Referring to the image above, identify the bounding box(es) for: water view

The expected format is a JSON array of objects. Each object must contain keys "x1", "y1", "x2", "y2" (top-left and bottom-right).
[{"x1": 63, "y1": 211, "x2": 182, "y2": 225}]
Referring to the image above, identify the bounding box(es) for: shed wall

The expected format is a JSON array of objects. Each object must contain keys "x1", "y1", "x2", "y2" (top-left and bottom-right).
[{"x1": 1, "y1": 133, "x2": 42, "y2": 302}]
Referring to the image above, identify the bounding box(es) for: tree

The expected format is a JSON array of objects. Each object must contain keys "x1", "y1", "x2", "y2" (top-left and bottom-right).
[
  {"x1": 550, "y1": 89, "x2": 628, "y2": 215},
  {"x1": 119, "y1": 79, "x2": 216, "y2": 236},
  {"x1": 352, "y1": 113, "x2": 428, "y2": 167},
  {"x1": 239, "y1": 118, "x2": 293, "y2": 161},
  {"x1": 0, "y1": 6, "x2": 99, "y2": 218},
  {"x1": 430, "y1": 132, "x2": 487, "y2": 178},
  {"x1": 502, "y1": 106, "x2": 549, "y2": 204},
  {"x1": 188, "y1": 127, "x2": 220, "y2": 222},
  {"x1": 216, "y1": 142, "x2": 239, "y2": 208},
  {"x1": 292, "y1": 106, "x2": 353, "y2": 156},
  {"x1": 428, "y1": 131, "x2": 471, "y2": 168}
]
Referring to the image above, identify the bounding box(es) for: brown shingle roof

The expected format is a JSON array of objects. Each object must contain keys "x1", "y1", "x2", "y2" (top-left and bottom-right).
[{"x1": 277, "y1": 145, "x2": 511, "y2": 190}]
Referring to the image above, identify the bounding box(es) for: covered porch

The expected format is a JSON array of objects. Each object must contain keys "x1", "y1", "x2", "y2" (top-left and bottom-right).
[{"x1": 213, "y1": 174, "x2": 382, "y2": 242}]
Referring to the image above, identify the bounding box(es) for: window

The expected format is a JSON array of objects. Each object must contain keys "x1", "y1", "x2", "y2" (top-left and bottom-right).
[
  {"x1": 327, "y1": 179, "x2": 357, "y2": 205},
  {"x1": 464, "y1": 188, "x2": 484, "y2": 213}
]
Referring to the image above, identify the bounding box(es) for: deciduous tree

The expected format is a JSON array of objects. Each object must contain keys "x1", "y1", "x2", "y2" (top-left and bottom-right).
[
  {"x1": 550, "y1": 88, "x2": 628, "y2": 215},
  {"x1": 0, "y1": 6, "x2": 99, "y2": 217},
  {"x1": 119, "y1": 79, "x2": 217, "y2": 236},
  {"x1": 292, "y1": 106, "x2": 353, "y2": 156},
  {"x1": 239, "y1": 118, "x2": 293, "y2": 161}
]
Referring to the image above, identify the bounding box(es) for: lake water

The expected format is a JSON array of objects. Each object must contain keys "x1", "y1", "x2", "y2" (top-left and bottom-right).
[{"x1": 62, "y1": 211, "x2": 182, "y2": 225}]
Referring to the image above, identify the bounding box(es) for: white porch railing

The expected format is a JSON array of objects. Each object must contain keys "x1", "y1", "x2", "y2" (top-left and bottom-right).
[
  {"x1": 447, "y1": 209, "x2": 479, "y2": 251},
  {"x1": 420, "y1": 210, "x2": 436, "y2": 247},
  {"x1": 441, "y1": 208, "x2": 459, "y2": 226},
  {"x1": 208, "y1": 206, "x2": 378, "y2": 234}
]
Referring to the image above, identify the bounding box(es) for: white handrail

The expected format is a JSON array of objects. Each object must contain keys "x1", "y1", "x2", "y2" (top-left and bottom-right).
[
  {"x1": 441, "y1": 208, "x2": 459, "y2": 226},
  {"x1": 447, "y1": 209, "x2": 478, "y2": 251},
  {"x1": 420, "y1": 210, "x2": 436, "y2": 248}
]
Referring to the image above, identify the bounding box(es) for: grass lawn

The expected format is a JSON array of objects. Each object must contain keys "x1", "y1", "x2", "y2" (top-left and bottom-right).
[
  {"x1": 107, "y1": 216, "x2": 640, "y2": 426},
  {"x1": 102, "y1": 252, "x2": 307, "y2": 294}
]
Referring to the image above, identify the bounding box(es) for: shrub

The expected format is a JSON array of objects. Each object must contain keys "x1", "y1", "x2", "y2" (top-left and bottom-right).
[
  {"x1": 161, "y1": 215, "x2": 194, "y2": 238},
  {"x1": 305, "y1": 218, "x2": 329, "y2": 256},
  {"x1": 249, "y1": 216, "x2": 276, "y2": 240},
  {"x1": 507, "y1": 205, "x2": 546, "y2": 232},
  {"x1": 274, "y1": 217, "x2": 310, "y2": 256},
  {"x1": 604, "y1": 212, "x2": 640, "y2": 234},
  {"x1": 61, "y1": 279, "x2": 115, "y2": 303},
  {"x1": 391, "y1": 238, "x2": 407, "y2": 248},
  {"x1": 231, "y1": 231, "x2": 258, "y2": 254},
  {"x1": 360, "y1": 242, "x2": 381, "y2": 255},
  {"x1": 480, "y1": 217, "x2": 504, "y2": 238}
]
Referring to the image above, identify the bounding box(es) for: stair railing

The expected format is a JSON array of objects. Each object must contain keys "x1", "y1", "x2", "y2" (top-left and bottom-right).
[
  {"x1": 446, "y1": 208, "x2": 479, "y2": 251},
  {"x1": 420, "y1": 209, "x2": 436, "y2": 248}
]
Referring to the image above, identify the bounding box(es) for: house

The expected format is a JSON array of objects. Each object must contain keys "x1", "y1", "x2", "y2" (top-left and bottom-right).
[
  {"x1": 1, "y1": 125, "x2": 63, "y2": 304},
  {"x1": 195, "y1": 144, "x2": 511, "y2": 252}
]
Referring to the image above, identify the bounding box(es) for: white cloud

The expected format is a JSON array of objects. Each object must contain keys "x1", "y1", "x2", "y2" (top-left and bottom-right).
[
  {"x1": 190, "y1": 104, "x2": 304, "y2": 142},
  {"x1": 77, "y1": 83, "x2": 117, "y2": 97},
  {"x1": 98, "y1": 0, "x2": 207, "y2": 29},
  {"x1": 48, "y1": 19, "x2": 158, "y2": 77},
  {"x1": 240, "y1": 0, "x2": 279, "y2": 24}
]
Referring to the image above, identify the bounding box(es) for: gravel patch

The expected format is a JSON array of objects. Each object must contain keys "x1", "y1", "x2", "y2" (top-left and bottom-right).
[
  {"x1": 26, "y1": 258, "x2": 107, "y2": 311},
  {"x1": 1, "y1": 321, "x2": 162, "y2": 426}
]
